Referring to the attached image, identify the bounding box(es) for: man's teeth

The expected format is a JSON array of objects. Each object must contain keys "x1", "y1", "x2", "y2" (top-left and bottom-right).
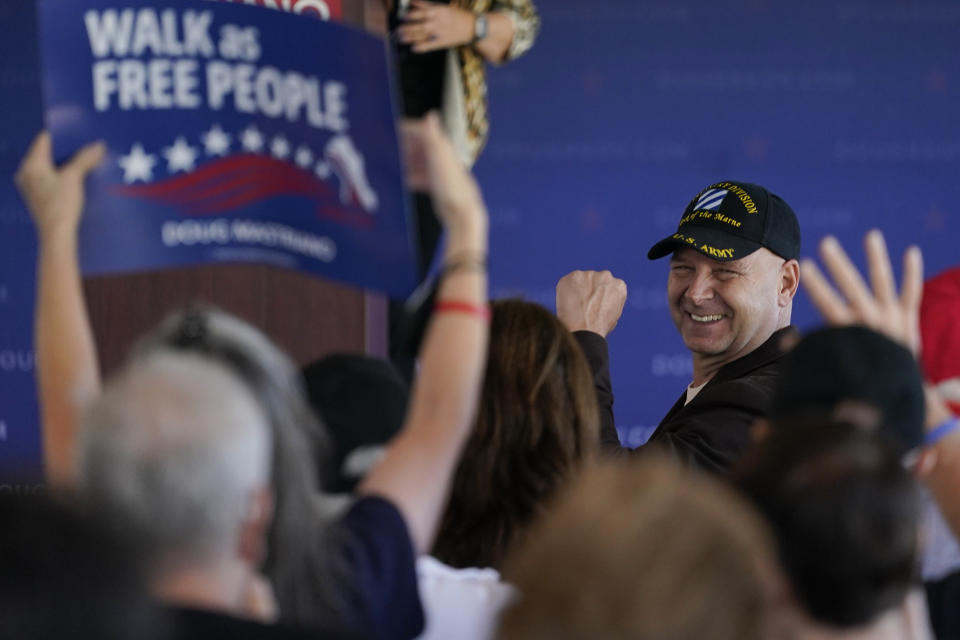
[{"x1": 690, "y1": 313, "x2": 723, "y2": 322}]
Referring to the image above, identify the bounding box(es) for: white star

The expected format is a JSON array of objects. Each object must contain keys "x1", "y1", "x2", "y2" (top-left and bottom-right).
[
  {"x1": 294, "y1": 146, "x2": 314, "y2": 168},
  {"x1": 314, "y1": 161, "x2": 331, "y2": 179},
  {"x1": 118, "y1": 143, "x2": 157, "y2": 183},
  {"x1": 201, "y1": 124, "x2": 231, "y2": 157},
  {"x1": 271, "y1": 135, "x2": 291, "y2": 159},
  {"x1": 241, "y1": 125, "x2": 264, "y2": 153},
  {"x1": 163, "y1": 137, "x2": 198, "y2": 173}
]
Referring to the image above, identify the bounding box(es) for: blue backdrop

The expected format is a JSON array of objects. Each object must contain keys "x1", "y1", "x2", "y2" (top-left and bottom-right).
[
  {"x1": 2, "y1": 1, "x2": 959, "y2": 482},
  {"x1": 473, "y1": 0, "x2": 960, "y2": 446}
]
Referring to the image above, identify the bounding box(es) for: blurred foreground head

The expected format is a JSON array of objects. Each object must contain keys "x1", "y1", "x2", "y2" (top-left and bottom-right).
[
  {"x1": 0, "y1": 493, "x2": 165, "y2": 640},
  {"x1": 769, "y1": 325, "x2": 925, "y2": 451},
  {"x1": 498, "y1": 457, "x2": 779, "y2": 640},
  {"x1": 432, "y1": 299, "x2": 599, "y2": 570},
  {"x1": 733, "y1": 419, "x2": 921, "y2": 628}
]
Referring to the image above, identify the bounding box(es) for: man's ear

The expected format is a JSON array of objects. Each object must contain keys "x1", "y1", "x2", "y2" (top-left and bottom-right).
[
  {"x1": 238, "y1": 487, "x2": 274, "y2": 567},
  {"x1": 779, "y1": 259, "x2": 801, "y2": 306}
]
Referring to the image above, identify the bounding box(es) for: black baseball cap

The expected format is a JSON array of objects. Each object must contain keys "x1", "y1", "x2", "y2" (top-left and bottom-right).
[
  {"x1": 769, "y1": 326, "x2": 925, "y2": 451},
  {"x1": 647, "y1": 181, "x2": 801, "y2": 262},
  {"x1": 302, "y1": 353, "x2": 409, "y2": 492}
]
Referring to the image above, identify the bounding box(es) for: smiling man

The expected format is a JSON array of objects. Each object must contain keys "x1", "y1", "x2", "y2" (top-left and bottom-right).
[{"x1": 557, "y1": 181, "x2": 801, "y2": 472}]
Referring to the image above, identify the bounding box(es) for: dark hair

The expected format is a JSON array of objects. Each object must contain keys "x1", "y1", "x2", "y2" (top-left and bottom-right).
[
  {"x1": 732, "y1": 419, "x2": 921, "y2": 627},
  {"x1": 0, "y1": 493, "x2": 167, "y2": 640},
  {"x1": 431, "y1": 299, "x2": 599, "y2": 570},
  {"x1": 136, "y1": 307, "x2": 347, "y2": 627}
]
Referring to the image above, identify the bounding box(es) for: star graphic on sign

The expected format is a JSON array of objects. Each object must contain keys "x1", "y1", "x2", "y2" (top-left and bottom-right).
[
  {"x1": 271, "y1": 135, "x2": 291, "y2": 159},
  {"x1": 241, "y1": 125, "x2": 264, "y2": 153},
  {"x1": 163, "y1": 137, "x2": 199, "y2": 173},
  {"x1": 118, "y1": 143, "x2": 157, "y2": 183},
  {"x1": 201, "y1": 124, "x2": 231, "y2": 156},
  {"x1": 295, "y1": 146, "x2": 314, "y2": 168},
  {"x1": 315, "y1": 161, "x2": 331, "y2": 179}
]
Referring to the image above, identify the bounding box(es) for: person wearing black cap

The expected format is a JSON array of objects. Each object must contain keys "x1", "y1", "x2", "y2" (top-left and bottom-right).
[
  {"x1": 556, "y1": 180, "x2": 801, "y2": 473},
  {"x1": 767, "y1": 325, "x2": 926, "y2": 451}
]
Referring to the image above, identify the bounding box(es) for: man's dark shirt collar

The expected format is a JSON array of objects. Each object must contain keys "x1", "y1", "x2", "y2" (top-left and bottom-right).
[{"x1": 709, "y1": 325, "x2": 797, "y2": 385}]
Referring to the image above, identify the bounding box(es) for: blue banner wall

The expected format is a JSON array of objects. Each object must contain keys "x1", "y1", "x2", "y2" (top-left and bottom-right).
[
  {"x1": 0, "y1": 2, "x2": 44, "y2": 486},
  {"x1": 2, "y1": 1, "x2": 959, "y2": 480},
  {"x1": 474, "y1": 1, "x2": 960, "y2": 446}
]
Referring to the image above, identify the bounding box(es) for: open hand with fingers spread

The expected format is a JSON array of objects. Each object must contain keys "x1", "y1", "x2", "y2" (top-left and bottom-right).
[
  {"x1": 801, "y1": 230, "x2": 923, "y2": 357},
  {"x1": 15, "y1": 132, "x2": 105, "y2": 241},
  {"x1": 555, "y1": 270, "x2": 627, "y2": 337}
]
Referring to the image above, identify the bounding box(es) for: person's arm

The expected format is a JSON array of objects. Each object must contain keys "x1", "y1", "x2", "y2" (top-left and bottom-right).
[
  {"x1": 572, "y1": 331, "x2": 622, "y2": 452},
  {"x1": 397, "y1": 0, "x2": 539, "y2": 64},
  {"x1": 15, "y1": 132, "x2": 105, "y2": 489},
  {"x1": 921, "y1": 384, "x2": 960, "y2": 543},
  {"x1": 358, "y1": 114, "x2": 488, "y2": 554},
  {"x1": 556, "y1": 270, "x2": 627, "y2": 451}
]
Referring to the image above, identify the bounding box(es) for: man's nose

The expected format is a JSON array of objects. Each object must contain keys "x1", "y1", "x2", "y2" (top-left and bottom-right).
[{"x1": 685, "y1": 271, "x2": 714, "y2": 304}]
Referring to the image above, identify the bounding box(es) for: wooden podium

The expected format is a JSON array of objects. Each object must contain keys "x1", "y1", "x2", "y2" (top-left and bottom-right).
[{"x1": 86, "y1": 0, "x2": 392, "y2": 375}]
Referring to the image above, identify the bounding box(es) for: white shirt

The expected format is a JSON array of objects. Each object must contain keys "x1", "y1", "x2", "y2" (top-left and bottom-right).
[
  {"x1": 416, "y1": 556, "x2": 516, "y2": 640},
  {"x1": 685, "y1": 380, "x2": 708, "y2": 405}
]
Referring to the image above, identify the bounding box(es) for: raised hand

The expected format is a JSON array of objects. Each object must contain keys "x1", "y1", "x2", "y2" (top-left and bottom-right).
[
  {"x1": 800, "y1": 230, "x2": 923, "y2": 356},
  {"x1": 15, "y1": 131, "x2": 105, "y2": 239},
  {"x1": 556, "y1": 270, "x2": 628, "y2": 337}
]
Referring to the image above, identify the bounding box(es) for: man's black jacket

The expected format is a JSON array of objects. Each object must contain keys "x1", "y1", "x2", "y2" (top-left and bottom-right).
[{"x1": 574, "y1": 326, "x2": 795, "y2": 474}]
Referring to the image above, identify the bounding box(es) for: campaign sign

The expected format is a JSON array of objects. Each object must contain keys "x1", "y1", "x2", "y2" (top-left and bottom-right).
[
  {"x1": 37, "y1": 0, "x2": 418, "y2": 298},
  {"x1": 217, "y1": 0, "x2": 343, "y2": 22}
]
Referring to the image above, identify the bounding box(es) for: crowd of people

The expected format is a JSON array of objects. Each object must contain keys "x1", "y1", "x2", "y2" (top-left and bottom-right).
[{"x1": 7, "y1": 3, "x2": 960, "y2": 639}]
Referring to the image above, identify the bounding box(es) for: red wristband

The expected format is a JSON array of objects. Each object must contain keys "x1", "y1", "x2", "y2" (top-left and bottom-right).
[{"x1": 434, "y1": 300, "x2": 491, "y2": 322}]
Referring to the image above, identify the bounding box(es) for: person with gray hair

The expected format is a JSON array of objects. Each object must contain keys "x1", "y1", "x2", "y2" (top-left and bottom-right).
[
  {"x1": 78, "y1": 351, "x2": 273, "y2": 602},
  {"x1": 76, "y1": 348, "x2": 352, "y2": 638},
  {"x1": 136, "y1": 306, "x2": 350, "y2": 626}
]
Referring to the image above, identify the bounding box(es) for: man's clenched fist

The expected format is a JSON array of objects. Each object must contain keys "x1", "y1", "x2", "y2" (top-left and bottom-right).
[{"x1": 556, "y1": 270, "x2": 627, "y2": 337}]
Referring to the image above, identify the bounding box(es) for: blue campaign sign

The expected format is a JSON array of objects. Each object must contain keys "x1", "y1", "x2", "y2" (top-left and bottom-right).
[{"x1": 37, "y1": 0, "x2": 418, "y2": 298}]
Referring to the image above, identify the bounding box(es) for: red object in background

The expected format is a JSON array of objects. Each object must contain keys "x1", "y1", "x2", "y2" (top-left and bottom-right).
[
  {"x1": 216, "y1": 0, "x2": 342, "y2": 21},
  {"x1": 920, "y1": 267, "x2": 960, "y2": 415}
]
